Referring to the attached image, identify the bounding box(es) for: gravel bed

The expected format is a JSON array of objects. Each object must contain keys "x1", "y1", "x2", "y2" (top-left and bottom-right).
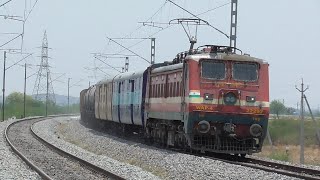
[
  {"x1": 0, "y1": 118, "x2": 41, "y2": 180},
  {"x1": 33, "y1": 116, "x2": 159, "y2": 180},
  {"x1": 33, "y1": 117, "x2": 304, "y2": 180},
  {"x1": 7, "y1": 118, "x2": 110, "y2": 180}
]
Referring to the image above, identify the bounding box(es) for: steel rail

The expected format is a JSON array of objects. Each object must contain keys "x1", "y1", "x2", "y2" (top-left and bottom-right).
[
  {"x1": 241, "y1": 157, "x2": 320, "y2": 180},
  {"x1": 203, "y1": 154, "x2": 320, "y2": 180},
  {"x1": 5, "y1": 116, "x2": 125, "y2": 180},
  {"x1": 30, "y1": 118, "x2": 125, "y2": 180},
  {"x1": 4, "y1": 117, "x2": 52, "y2": 180}
]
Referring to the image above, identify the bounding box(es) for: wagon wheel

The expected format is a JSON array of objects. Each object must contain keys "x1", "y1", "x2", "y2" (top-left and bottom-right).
[{"x1": 240, "y1": 153, "x2": 246, "y2": 158}]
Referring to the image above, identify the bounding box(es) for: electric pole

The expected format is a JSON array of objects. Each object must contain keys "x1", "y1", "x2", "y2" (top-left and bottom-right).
[
  {"x1": 151, "y1": 38, "x2": 155, "y2": 64},
  {"x1": 68, "y1": 78, "x2": 70, "y2": 113},
  {"x1": 2, "y1": 51, "x2": 6, "y2": 121},
  {"x1": 46, "y1": 71, "x2": 49, "y2": 117},
  {"x1": 230, "y1": 0, "x2": 238, "y2": 52},
  {"x1": 24, "y1": 63, "x2": 26, "y2": 118},
  {"x1": 295, "y1": 78, "x2": 309, "y2": 164}
]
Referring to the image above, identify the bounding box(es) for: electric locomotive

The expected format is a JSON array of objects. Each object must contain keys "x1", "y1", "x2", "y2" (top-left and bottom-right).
[{"x1": 80, "y1": 45, "x2": 269, "y2": 156}]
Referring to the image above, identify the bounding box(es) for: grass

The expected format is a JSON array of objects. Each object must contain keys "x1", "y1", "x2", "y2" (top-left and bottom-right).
[
  {"x1": 267, "y1": 118, "x2": 320, "y2": 146},
  {"x1": 268, "y1": 151, "x2": 289, "y2": 162},
  {"x1": 259, "y1": 118, "x2": 320, "y2": 165},
  {"x1": 258, "y1": 145, "x2": 320, "y2": 166}
]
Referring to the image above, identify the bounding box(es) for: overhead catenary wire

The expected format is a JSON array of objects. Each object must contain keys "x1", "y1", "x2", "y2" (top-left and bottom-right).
[
  {"x1": 113, "y1": 25, "x2": 172, "y2": 56},
  {"x1": 24, "y1": 0, "x2": 39, "y2": 22},
  {"x1": 5, "y1": 53, "x2": 32, "y2": 70},
  {"x1": 167, "y1": 0, "x2": 229, "y2": 38},
  {"x1": 94, "y1": 56, "x2": 122, "y2": 73},
  {"x1": 0, "y1": 0, "x2": 13, "y2": 8},
  {"x1": 103, "y1": 1, "x2": 228, "y2": 61},
  {"x1": 125, "y1": 0, "x2": 169, "y2": 38},
  {"x1": 0, "y1": 34, "x2": 22, "y2": 48},
  {"x1": 106, "y1": 36, "x2": 150, "y2": 64},
  {"x1": 196, "y1": 2, "x2": 231, "y2": 16},
  {"x1": 102, "y1": 0, "x2": 169, "y2": 55}
]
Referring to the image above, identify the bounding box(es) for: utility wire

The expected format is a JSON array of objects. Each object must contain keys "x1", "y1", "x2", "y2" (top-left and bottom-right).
[
  {"x1": 196, "y1": 2, "x2": 231, "y2": 16},
  {"x1": 126, "y1": 0, "x2": 168, "y2": 38},
  {"x1": 167, "y1": 0, "x2": 229, "y2": 38},
  {"x1": 0, "y1": 0, "x2": 13, "y2": 8},
  {"x1": 107, "y1": 36, "x2": 150, "y2": 64},
  {"x1": 5, "y1": 53, "x2": 33, "y2": 70},
  {"x1": 94, "y1": 56, "x2": 122, "y2": 73},
  {"x1": 0, "y1": 34, "x2": 22, "y2": 48},
  {"x1": 50, "y1": 73, "x2": 66, "y2": 84},
  {"x1": 96, "y1": 67, "x2": 111, "y2": 77},
  {"x1": 70, "y1": 79, "x2": 83, "y2": 88},
  {"x1": 25, "y1": 0, "x2": 39, "y2": 22},
  {"x1": 114, "y1": 25, "x2": 172, "y2": 56},
  {"x1": 102, "y1": 1, "x2": 169, "y2": 56}
]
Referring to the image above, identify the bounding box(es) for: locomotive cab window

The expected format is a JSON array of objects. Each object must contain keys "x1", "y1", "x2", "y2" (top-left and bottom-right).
[
  {"x1": 233, "y1": 63, "x2": 258, "y2": 81},
  {"x1": 201, "y1": 60, "x2": 226, "y2": 80}
]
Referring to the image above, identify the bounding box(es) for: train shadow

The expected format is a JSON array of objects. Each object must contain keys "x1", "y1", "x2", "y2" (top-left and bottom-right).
[{"x1": 79, "y1": 117, "x2": 178, "y2": 154}]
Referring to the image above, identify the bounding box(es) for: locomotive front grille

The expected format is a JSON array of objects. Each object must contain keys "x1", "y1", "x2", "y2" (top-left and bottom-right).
[{"x1": 192, "y1": 135, "x2": 257, "y2": 153}]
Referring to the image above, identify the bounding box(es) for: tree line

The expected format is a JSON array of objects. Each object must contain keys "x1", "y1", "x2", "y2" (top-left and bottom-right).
[
  {"x1": 270, "y1": 99, "x2": 320, "y2": 119},
  {"x1": 0, "y1": 92, "x2": 79, "y2": 120}
]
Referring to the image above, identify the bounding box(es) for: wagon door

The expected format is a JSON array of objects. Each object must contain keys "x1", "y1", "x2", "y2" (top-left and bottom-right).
[{"x1": 129, "y1": 79, "x2": 135, "y2": 124}]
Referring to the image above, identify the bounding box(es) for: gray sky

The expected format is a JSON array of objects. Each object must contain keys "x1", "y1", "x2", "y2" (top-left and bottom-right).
[{"x1": 0, "y1": 0, "x2": 320, "y2": 108}]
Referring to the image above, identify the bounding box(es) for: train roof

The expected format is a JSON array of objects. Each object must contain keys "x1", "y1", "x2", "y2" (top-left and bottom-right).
[
  {"x1": 186, "y1": 52, "x2": 267, "y2": 64},
  {"x1": 152, "y1": 63, "x2": 183, "y2": 74},
  {"x1": 113, "y1": 70, "x2": 145, "y2": 81},
  {"x1": 96, "y1": 78, "x2": 113, "y2": 85},
  {"x1": 96, "y1": 69, "x2": 146, "y2": 85}
]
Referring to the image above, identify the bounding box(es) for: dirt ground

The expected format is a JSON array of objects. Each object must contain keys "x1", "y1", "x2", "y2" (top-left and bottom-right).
[{"x1": 257, "y1": 145, "x2": 320, "y2": 166}]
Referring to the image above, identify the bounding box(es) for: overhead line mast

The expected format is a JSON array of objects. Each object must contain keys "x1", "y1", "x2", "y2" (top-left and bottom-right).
[{"x1": 230, "y1": 0, "x2": 238, "y2": 51}]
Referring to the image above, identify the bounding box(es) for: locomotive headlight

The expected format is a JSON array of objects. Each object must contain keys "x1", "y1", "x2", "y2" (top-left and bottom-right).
[
  {"x1": 204, "y1": 93, "x2": 214, "y2": 100},
  {"x1": 223, "y1": 92, "x2": 237, "y2": 105},
  {"x1": 197, "y1": 120, "x2": 210, "y2": 134},
  {"x1": 250, "y1": 124, "x2": 263, "y2": 137},
  {"x1": 246, "y1": 96, "x2": 256, "y2": 102}
]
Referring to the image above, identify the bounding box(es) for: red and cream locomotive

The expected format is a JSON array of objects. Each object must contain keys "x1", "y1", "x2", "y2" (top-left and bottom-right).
[{"x1": 80, "y1": 45, "x2": 269, "y2": 155}]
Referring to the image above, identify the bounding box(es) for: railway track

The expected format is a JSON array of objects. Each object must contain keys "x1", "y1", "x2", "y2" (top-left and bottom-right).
[
  {"x1": 84, "y1": 118, "x2": 320, "y2": 180},
  {"x1": 5, "y1": 117, "x2": 124, "y2": 180},
  {"x1": 241, "y1": 157, "x2": 320, "y2": 180},
  {"x1": 202, "y1": 153, "x2": 320, "y2": 180}
]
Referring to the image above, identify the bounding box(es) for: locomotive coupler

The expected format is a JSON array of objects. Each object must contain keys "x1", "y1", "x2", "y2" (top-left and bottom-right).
[{"x1": 223, "y1": 123, "x2": 236, "y2": 134}]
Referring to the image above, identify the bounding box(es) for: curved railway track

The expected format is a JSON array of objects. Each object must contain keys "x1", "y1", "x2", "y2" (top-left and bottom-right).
[{"x1": 5, "y1": 117, "x2": 124, "y2": 180}]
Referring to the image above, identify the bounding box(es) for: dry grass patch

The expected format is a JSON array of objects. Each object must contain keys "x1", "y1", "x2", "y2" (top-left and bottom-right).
[{"x1": 258, "y1": 145, "x2": 320, "y2": 166}]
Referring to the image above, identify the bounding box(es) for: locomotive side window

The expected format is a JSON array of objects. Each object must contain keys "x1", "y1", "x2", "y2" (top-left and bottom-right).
[
  {"x1": 233, "y1": 63, "x2": 258, "y2": 81},
  {"x1": 201, "y1": 60, "x2": 226, "y2": 80}
]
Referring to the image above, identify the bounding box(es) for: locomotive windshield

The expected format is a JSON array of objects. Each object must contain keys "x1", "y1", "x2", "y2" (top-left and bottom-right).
[
  {"x1": 233, "y1": 63, "x2": 258, "y2": 81},
  {"x1": 201, "y1": 60, "x2": 226, "y2": 80}
]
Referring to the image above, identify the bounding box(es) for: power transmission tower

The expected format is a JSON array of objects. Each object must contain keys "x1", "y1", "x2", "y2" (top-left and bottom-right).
[{"x1": 32, "y1": 31, "x2": 55, "y2": 104}]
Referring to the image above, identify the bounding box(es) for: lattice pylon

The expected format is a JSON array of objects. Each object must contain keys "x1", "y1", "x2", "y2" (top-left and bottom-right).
[{"x1": 32, "y1": 31, "x2": 56, "y2": 103}]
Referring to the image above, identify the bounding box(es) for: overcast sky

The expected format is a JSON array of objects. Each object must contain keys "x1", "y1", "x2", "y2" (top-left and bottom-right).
[{"x1": 0, "y1": 0, "x2": 319, "y2": 108}]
